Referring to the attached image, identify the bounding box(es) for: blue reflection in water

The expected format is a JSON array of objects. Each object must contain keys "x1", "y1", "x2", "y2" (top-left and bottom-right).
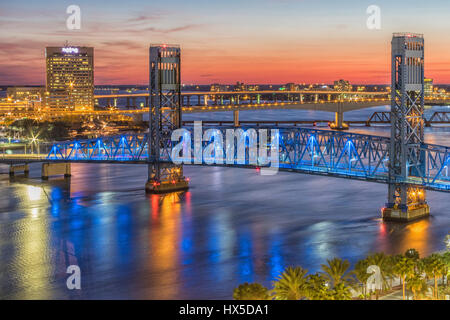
[
  {"x1": 180, "y1": 194, "x2": 193, "y2": 266},
  {"x1": 268, "y1": 232, "x2": 284, "y2": 281},
  {"x1": 237, "y1": 229, "x2": 254, "y2": 283}
]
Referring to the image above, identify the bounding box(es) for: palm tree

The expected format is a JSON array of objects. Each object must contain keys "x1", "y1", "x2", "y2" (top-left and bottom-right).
[
  {"x1": 441, "y1": 252, "x2": 450, "y2": 287},
  {"x1": 405, "y1": 248, "x2": 420, "y2": 261},
  {"x1": 271, "y1": 266, "x2": 308, "y2": 300},
  {"x1": 422, "y1": 254, "x2": 446, "y2": 299},
  {"x1": 304, "y1": 273, "x2": 330, "y2": 300},
  {"x1": 406, "y1": 273, "x2": 428, "y2": 300},
  {"x1": 329, "y1": 282, "x2": 352, "y2": 300},
  {"x1": 352, "y1": 258, "x2": 370, "y2": 299},
  {"x1": 393, "y1": 256, "x2": 415, "y2": 300},
  {"x1": 445, "y1": 234, "x2": 450, "y2": 251},
  {"x1": 388, "y1": 254, "x2": 403, "y2": 288},
  {"x1": 321, "y1": 258, "x2": 353, "y2": 289},
  {"x1": 233, "y1": 282, "x2": 271, "y2": 300}
]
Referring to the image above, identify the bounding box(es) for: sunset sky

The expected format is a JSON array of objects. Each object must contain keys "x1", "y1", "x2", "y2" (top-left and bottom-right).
[{"x1": 2, "y1": 0, "x2": 450, "y2": 85}]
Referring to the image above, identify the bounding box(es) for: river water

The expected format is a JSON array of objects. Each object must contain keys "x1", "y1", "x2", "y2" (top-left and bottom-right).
[{"x1": 0, "y1": 105, "x2": 449, "y2": 299}]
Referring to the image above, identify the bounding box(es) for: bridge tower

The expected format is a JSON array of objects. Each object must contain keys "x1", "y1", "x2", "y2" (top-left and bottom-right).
[
  {"x1": 146, "y1": 44, "x2": 189, "y2": 193},
  {"x1": 383, "y1": 33, "x2": 430, "y2": 221}
]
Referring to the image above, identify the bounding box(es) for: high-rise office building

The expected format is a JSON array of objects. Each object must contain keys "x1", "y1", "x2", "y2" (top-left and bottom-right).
[
  {"x1": 45, "y1": 46, "x2": 94, "y2": 111},
  {"x1": 424, "y1": 78, "x2": 434, "y2": 97}
]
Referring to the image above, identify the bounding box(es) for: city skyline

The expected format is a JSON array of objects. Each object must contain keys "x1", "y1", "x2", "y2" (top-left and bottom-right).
[{"x1": 2, "y1": 0, "x2": 450, "y2": 86}]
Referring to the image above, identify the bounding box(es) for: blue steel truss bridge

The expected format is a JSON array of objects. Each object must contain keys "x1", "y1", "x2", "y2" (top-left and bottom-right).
[{"x1": 40, "y1": 126, "x2": 450, "y2": 193}]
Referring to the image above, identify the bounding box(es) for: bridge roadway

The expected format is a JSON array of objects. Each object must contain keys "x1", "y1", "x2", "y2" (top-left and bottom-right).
[
  {"x1": 93, "y1": 90, "x2": 390, "y2": 99},
  {"x1": 10, "y1": 95, "x2": 449, "y2": 123},
  {"x1": 3, "y1": 127, "x2": 450, "y2": 193},
  {"x1": 17, "y1": 100, "x2": 389, "y2": 119}
]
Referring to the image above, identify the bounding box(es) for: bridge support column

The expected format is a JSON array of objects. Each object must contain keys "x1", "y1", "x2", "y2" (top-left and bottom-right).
[
  {"x1": 127, "y1": 97, "x2": 131, "y2": 107},
  {"x1": 382, "y1": 186, "x2": 430, "y2": 222},
  {"x1": 132, "y1": 97, "x2": 137, "y2": 107},
  {"x1": 233, "y1": 110, "x2": 239, "y2": 127},
  {"x1": 204, "y1": 95, "x2": 208, "y2": 106},
  {"x1": 9, "y1": 164, "x2": 29, "y2": 176},
  {"x1": 383, "y1": 33, "x2": 429, "y2": 222},
  {"x1": 147, "y1": 44, "x2": 189, "y2": 194},
  {"x1": 331, "y1": 103, "x2": 348, "y2": 130},
  {"x1": 314, "y1": 94, "x2": 318, "y2": 103},
  {"x1": 41, "y1": 163, "x2": 71, "y2": 180},
  {"x1": 145, "y1": 163, "x2": 189, "y2": 194},
  {"x1": 145, "y1": 97, "x2": 149, "y2": 108},
  {"x1": 257, "y1": 94, "x2": 261, "y2": 104}
]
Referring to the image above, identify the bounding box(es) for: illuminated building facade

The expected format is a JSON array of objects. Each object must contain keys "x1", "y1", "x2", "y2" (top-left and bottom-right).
[
  {"x1": 424, "y1": 78, "x2": 433, "y2": 97},
  {"x1": 0, "y1": 101, "x2": 31, "y2": 115},
  {"x1": 210, "y1": 84, "x2": 227, "y2": 92},
  {"x1": 45, "y1": 46, "x2": 94, "y2": 111},
  {"x1": 234, "y1": 82, "x2": 247, "y2": 91},
  {"x1": 333, "y1": 79, "x2": 352, "y2": 92},
  {"x1": 7, "y1": 87, "x2": 44, "y2": 101},
  {"x1": 285, "y1": 83, "x2": 299, "y2": 91}
]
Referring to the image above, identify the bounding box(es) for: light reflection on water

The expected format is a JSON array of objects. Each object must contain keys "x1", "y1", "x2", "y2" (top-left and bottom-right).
[{"x1": 0, "y1": 106, "x2": 449, "y2": 299}]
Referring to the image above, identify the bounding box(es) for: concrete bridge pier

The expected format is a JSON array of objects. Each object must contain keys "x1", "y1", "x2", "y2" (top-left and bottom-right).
[
  {"x1": 233, "y1": 110, "x2": 240, "y2": 127},
  {"x1": 331, "y1": 103, "x2": 348, "y2": 130},
  {"x1": 9, "y1": 164, "x2": 29, "y2": 176},
  {"x1": 42, "y1": 163, "x2": 71, "y2": 180}
]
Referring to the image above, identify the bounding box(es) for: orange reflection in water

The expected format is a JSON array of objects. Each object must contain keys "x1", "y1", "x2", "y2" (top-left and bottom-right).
[
  {"x1": 377, "y1": 219, "x2": 431, "y2": 256},
  {"x1": 147, "y1": 192, "x2": 183, "y2": 299}
]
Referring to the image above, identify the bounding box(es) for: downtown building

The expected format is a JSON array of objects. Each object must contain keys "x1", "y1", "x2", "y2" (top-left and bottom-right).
[{"x1": 45, "y1": 46, "x2": 94, "y2": 111}]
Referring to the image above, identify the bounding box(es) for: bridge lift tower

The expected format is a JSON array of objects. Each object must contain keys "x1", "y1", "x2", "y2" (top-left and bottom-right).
[
  {"x1": 382, "y1": 33, "x2": 430, "y2": 221},
  {"x1": 146, "y1": 44, "x2": 189, "y2": 193}
]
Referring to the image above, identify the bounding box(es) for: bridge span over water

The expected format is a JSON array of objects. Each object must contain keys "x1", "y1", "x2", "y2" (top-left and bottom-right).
[{"x1": 3, "y1": 126, "x2": 449, "y2": 194}]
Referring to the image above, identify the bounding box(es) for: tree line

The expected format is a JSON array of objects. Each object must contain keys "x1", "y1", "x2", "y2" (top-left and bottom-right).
[{"x1": 233, "y1": 248, "x2": 450, "y2": 300}]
